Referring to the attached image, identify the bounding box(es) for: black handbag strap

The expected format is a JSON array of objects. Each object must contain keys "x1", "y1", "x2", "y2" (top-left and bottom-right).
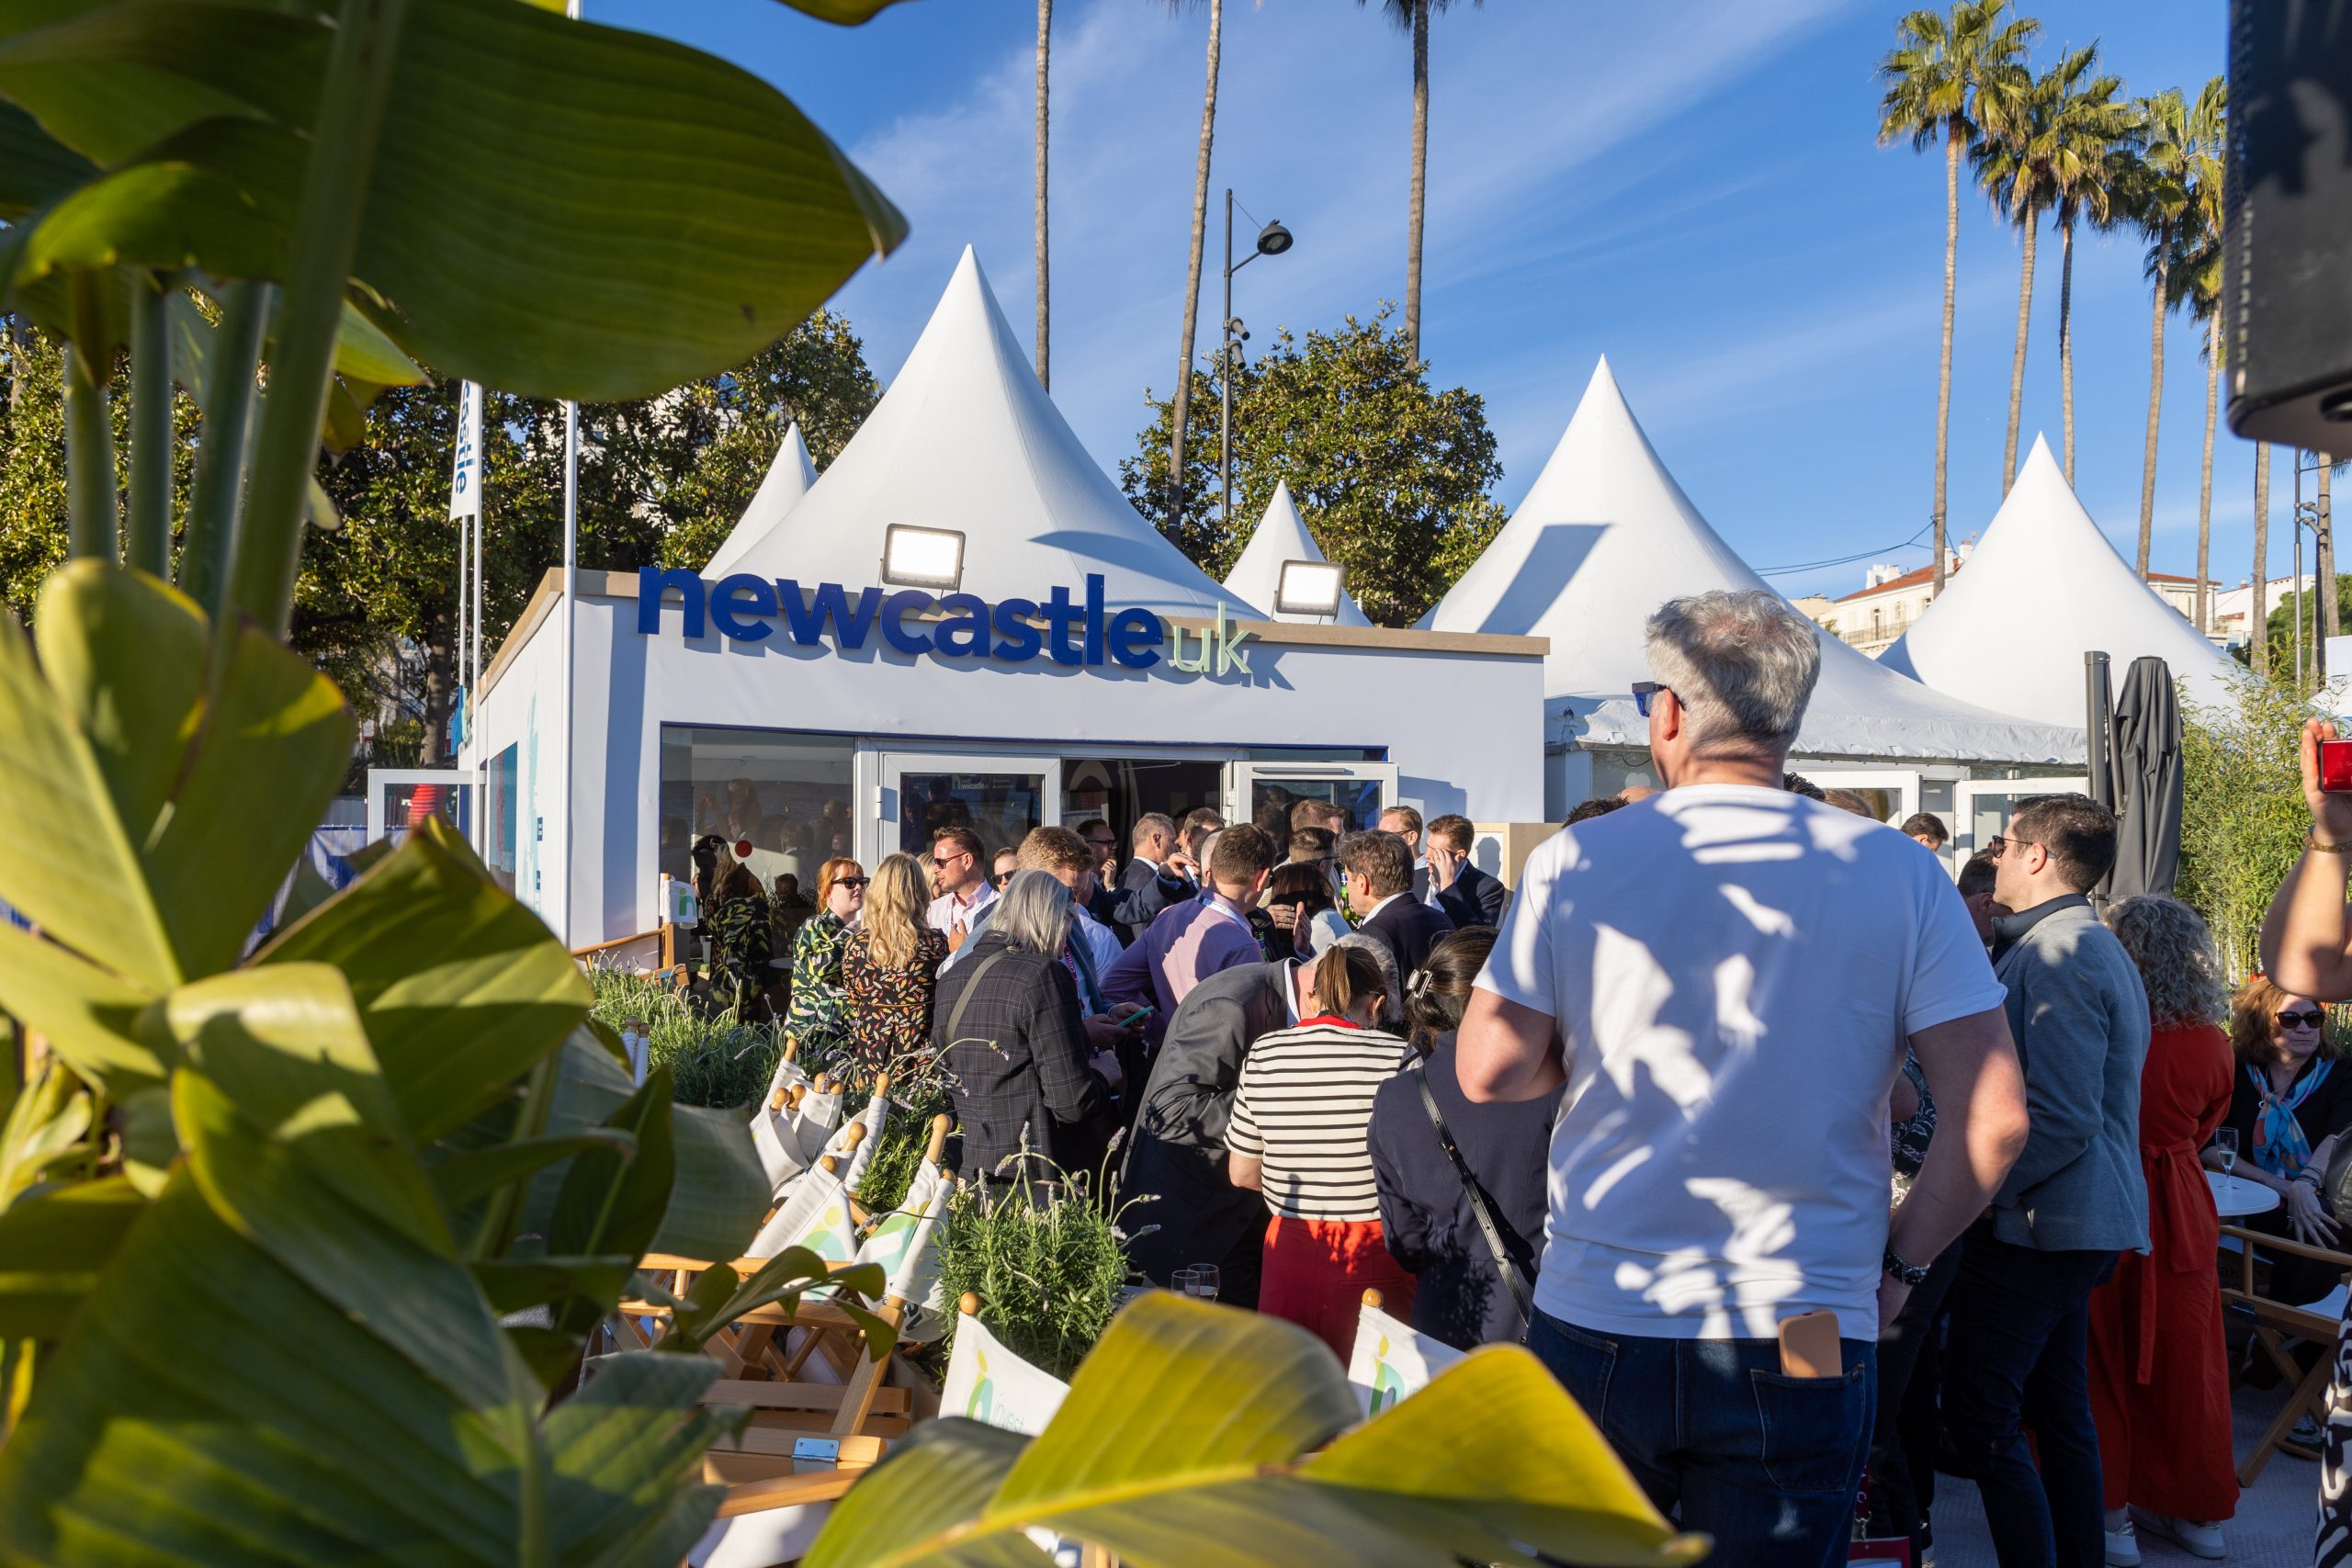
[
  {"x1": 942, "y1": 949, "x2": 1012, "y2": 1047},
  {"x1": 1415, "y1": 1070, "x2": 1534, "y2": 1323}
]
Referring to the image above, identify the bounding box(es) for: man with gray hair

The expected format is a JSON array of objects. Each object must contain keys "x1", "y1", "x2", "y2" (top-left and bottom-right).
[{"x1": 1457, "y1": 590, "x2": 2031, "y2": 1565}]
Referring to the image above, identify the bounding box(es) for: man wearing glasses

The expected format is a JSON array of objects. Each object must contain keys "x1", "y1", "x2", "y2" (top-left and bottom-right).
[
  {"x1": 925, "y1": 826, "x2": 996, "y2": 952},
  {"x1": 1941, "y1": 793, "x2": 2149, "y2": 1568}
]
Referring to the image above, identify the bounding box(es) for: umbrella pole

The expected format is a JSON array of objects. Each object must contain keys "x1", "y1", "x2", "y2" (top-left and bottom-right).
[{"x1": 2086, "y1": 650, "x2": 2114, "y2": 911}]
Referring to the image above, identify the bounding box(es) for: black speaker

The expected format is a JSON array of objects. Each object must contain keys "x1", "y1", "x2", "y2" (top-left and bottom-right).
[{"x1": 2224, "y1": 0, "x2": 2352, "y2": 449}]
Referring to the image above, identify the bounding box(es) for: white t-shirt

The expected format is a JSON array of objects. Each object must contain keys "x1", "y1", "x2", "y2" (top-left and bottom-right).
[{"x1": 1476, "y1": 784, "x2": 2005, "y2": 1341}]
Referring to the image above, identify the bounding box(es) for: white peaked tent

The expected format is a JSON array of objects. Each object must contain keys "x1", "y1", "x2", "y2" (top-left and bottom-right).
[
  {"x1": 703, "y1": 421, "x2": 815, "y2": 577},
  {"x1": 1429, "y1": 358, "x2": 2084, "y2": 763},
  {"x1": 729, "y1": 248, "x2": 1255, "y2": 618},
  {"x1": 1881, "y1": 435, "x2": 2239, "y2": 727},
  {"x1": 1220, "y1": 481, "x2": 1372, "y2": 626}
]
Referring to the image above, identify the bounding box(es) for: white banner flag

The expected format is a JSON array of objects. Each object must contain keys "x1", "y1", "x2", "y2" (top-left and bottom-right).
[{"x1": 448, "y1": 380, "x2": 483, "y2": 519}]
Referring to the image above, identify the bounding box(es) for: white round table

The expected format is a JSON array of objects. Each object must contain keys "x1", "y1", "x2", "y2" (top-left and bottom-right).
[{"x1": 2210, "y1": 1169, "x2": 2281, "y2": 1218}]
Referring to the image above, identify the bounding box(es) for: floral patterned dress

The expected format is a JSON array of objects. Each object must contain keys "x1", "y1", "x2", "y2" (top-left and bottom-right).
[
  {"x1": 839, "y1": 925, "x2": 948, "y2": 1071},
  {"x1": 783, "y1": 911, "x2": 853, "y2": 1053}
]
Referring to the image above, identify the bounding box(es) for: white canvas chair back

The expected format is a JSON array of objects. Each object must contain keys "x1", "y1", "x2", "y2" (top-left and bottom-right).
[
  {"x1": 791, "y1": 1087, "x2": 844, "y2": 1164},
  {"x1": 844, "y1": 1162, "x2": 951, "y2": 1340},
  {"x1": 938, "y1": 1310, "x2": 1069, "y2": 1435},
  {"x1": 750, "y1": 1106, "x2": 807, "y2": 1192},
  {"x1": 748, "y1": 1161, "x2": 859, "y2": 1263},
  {"x1": 1346, "y1": 1298, "x2": 1463, "y2": 1416},
  {"x1": 763, "y1": 1050, "x2": 810, "y2": 1108},
  {"x1": 838, "y1": 1091, "x2": 888, "y2": 1194}
]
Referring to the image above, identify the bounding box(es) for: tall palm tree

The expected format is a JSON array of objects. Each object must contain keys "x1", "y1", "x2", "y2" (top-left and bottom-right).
[
  {"x1": 2165, "y1": 126, "x2": 2226, "y2": 638},
  {"x1": 2121, "y1": 77, "x2": 2224, "y2": 579},
  {"x1": 1879, "y1": 1, "x2": 2039, "y2": 592},
  {"x1": 2123, "y1": 87, "x2": 2189, "y2": 577},
  {"x1": 1974, "y1": 57, "x2": 2067, "y2": 495},
  {"x1": 2254, "y1": 442, "x2": 2271, "y2": 674},
  {"x1": 2036, "y1": 45, "x2": 2132, "y2": 484},
  {"x1": 1035, "y1": 0, "x2": 1051, "y2": 391},
  {"x1": 1166, "y1": 0, "x2": 1221, "y2": 519},
  {"x1": 1357, "y1": 0, "x2": 1482, "y2": 363}
]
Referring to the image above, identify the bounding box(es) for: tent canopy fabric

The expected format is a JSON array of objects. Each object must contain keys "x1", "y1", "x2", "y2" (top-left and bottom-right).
[
  {"x1": 1220, "y1": 481, "x2": 1373, "y2": 626},
  {"x1": 727, "y1": 247, "x2": 1254, "y2": 618},
  {"x1": 1880, "y1": 435, "x2": 2239, "y2": 727},
  {"x1": 1429, "y1": 358, "x2": 2085, "y2": 765},
  {"x1": 704, "y1": 421, "x2": 814, "y2": 577}
]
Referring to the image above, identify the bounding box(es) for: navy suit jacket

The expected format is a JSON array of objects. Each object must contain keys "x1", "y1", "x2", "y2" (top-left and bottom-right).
[{"x1": 1360, "y1": 892, "x2": 1455, "y2": 978}]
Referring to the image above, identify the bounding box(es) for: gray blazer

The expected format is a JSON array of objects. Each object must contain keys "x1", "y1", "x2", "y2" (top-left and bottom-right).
[{"x1": 1991, "y1": 900, "x2": 2151, "y2": 1253}]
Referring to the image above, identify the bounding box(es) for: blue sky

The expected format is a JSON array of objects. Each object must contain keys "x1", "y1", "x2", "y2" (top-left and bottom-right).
[{"x1": 598, "y1": 0, "x2": 2267, "y2": 603}]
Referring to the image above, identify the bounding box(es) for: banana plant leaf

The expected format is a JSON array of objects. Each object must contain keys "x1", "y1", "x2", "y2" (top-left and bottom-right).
[
  {"x1": 0, "y1": 1173, "x2": 141, "y2": 1338},
  {"x1": 803, "y1": 1293, "x2": 1708, "y2": 1568},
  {"x1": 0, "y1": 98, "x2": 93, "y2": 217},
  {"x1": 0, "y1": 0, "x2": 908, "y2": 400},
  {"x1": 519, "y1": 1030, "x2": 771, "y2": 1265},
  {"x1": 0, "y1": 1177, "x2": 731, "y2": 1567},
  {"x1": 257, "y1": 817, "x2": 592, "y2": 1144}
]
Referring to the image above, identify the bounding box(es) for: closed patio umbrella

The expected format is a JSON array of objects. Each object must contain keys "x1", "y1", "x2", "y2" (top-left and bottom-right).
[{"x1": 2105, "y1": 655, "x2": 2183, "y2": 899}]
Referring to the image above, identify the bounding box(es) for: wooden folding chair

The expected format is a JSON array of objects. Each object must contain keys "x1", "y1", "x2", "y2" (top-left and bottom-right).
[{"x1": 2220, "y1": 1222, "x2": 2352, "y2": 1484}]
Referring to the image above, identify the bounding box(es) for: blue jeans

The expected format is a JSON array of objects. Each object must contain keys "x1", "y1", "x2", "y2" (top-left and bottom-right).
[
  {"x1": 1529, "y1": 1309, "x2": 1876, "y2": 1568},
  {"x1": 1939, "y1": 1221, "x2": 2114, "y2": 1568}
]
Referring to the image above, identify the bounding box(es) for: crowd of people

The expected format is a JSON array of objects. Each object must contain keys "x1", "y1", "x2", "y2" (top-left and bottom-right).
[{"x1": 668, "y1": 584, "x2": 2352, "y2": 1568}]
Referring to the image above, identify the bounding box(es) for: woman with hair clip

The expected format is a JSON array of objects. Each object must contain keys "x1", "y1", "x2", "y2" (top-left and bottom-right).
[
  {"x1": 1226, "y1": 936, "x2": 1417, "y2": 1354},
  {"x1": 1368, "y1": 927, "x2": 1555, "y2": 1349},
  {"x1": 691, "y1": 833, "x2": 773, "y2": 1013}
]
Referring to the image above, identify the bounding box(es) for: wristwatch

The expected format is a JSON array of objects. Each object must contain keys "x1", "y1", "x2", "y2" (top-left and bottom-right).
[{"x1": 1883, "y1": 1245, "x2": 1930, "y2": 1288}]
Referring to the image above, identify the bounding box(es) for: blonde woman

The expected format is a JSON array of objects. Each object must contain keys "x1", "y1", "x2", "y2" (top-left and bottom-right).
[
  {"x1": 840, "y1": 852, "x2": 946, "y2": 1071},
  {"x1": 781, "y1": 857, "x2": 865, "y2": 1055}
]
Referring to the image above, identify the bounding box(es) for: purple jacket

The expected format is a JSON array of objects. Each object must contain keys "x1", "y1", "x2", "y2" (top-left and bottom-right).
[{"x1": 1102, "y1": 894, "x2": 1264, "y2": 1048}]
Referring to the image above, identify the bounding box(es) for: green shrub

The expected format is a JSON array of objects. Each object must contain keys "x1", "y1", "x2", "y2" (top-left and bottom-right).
[
  {"x1": 585, "y1": 964, "x2": 781, "y2": 1109},
  {"x1": 2179, "y1": 670, "x2": 2320, "y2": 977},
  {"x1": 935, "y1": 1151, "x2": 1141, "y2": 1382}
]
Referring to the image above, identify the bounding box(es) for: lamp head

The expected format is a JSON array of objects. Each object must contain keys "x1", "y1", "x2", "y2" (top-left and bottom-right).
[
  {"x1": 879, "y1": 525, "x2": 967, "y2": 592},
  {"x1": 1273, "y1": 559, "x2": 1344, "y2": 618},
  {"x1": 1255, "y1": 220, "x2": 1293, "y2": 258}
]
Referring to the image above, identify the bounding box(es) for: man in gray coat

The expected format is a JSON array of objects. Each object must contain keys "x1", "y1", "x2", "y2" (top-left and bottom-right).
[{"x1": 1941, "y1": 793, "x2": 2149, "y2": 1568}]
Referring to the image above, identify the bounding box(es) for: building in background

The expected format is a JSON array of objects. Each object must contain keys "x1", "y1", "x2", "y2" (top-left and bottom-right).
[{"x1": 2209, "y1": 573, "x2": 2316, "y2": 653}]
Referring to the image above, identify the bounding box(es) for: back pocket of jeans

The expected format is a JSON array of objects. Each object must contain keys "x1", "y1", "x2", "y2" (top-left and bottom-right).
[{"x1": 1749, "y1": 1366, "x2": 1868, "y2": 1495}]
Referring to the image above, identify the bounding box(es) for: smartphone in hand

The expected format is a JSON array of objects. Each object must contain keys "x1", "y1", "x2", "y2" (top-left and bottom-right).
[{"x1": 2323, "y1": 738, "x2": 2352, "y2": 793}]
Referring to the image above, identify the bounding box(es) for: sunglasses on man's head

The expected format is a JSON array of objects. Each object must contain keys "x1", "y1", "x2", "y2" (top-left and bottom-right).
[
  {"x1": 1631, "y1": 681, "x2": 1673, "y2": 718},
  {"x1": 2279, "y1": 1009, "x2": 2327, "y2": 1030}
]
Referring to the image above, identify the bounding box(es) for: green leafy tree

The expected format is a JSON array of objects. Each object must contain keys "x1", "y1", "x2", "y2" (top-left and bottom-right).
[
  {"x1": 2037, "y1": 45, "x2": 2132, "y2": 484},
  {"x1": 1120, "y1": 306, "x2": 1506, "y2": 626},
  {"x1": 1878, "y1": 0, "x2": 2039, "y2": 589},
  {"x1": 0, "y1": 323, "x2": 200, "y2": 626}
]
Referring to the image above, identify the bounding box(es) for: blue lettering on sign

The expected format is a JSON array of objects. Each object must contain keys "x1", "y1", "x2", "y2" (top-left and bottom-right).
[{"x1": 637, "y1": 568, "x2": 1166, "y2": 671}]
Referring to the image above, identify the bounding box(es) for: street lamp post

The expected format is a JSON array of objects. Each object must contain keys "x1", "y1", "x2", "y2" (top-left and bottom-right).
[{"x1": 1219, "y1": 189, "x2": 1292, "y2": 539}]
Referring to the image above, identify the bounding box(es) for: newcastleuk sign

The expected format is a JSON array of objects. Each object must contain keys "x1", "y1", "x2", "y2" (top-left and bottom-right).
[{"x1": 635, "y1": 568, "x2": 1255, "y2": 677}]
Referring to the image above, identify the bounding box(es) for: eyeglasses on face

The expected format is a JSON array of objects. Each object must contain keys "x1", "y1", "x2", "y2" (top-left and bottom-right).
[
  {"x1": 931, "y1": 852, "x2": 969, "y2": 868},
  {"x1": 2278, "y1": 1009, "x2": 2327, "y2": 1030},
  {"x1": 1631, "y1": 681, "x2": 1675, "y2": 718},
  {"x1": 834, "y1": 876, "x2": 869, "y2": 890},
  {"x1": 990, "y1": 871, "x2": 1013, "y2": 888}
]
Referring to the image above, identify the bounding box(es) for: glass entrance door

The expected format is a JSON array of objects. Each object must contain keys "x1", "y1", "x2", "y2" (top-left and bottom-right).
[
  {"x1": 1951, "y1": 778, "x2": 2088, "y2": 874},
  {"x1": 876, "y1": 752, "x2": 1062, "y2": 870},
  {"x1": 1224, "y1": 761, "x2": 1398, "y2": 854}
]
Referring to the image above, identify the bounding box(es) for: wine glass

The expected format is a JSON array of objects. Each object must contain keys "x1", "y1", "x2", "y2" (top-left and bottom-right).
[
  {"x1": 2214, "y1": 1128, "x2": 2240, "y2": 1194},
  {"x1": 1174, "y1": 1265, "x2": 1220, "y2": 1302}
]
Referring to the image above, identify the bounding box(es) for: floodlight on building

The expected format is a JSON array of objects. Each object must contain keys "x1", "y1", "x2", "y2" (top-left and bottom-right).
[
  {"x1": 1274, "y1": 559, "x2": 1344, "y2": 619},
  {"x1": 880, "y1": 525, "x2": 967, "y2": 592}
]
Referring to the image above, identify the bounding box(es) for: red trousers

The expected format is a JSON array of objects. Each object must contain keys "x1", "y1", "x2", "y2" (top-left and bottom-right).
[{"x1": 1258, "y1": 1214, "x2": 1416, "y2": 1359}]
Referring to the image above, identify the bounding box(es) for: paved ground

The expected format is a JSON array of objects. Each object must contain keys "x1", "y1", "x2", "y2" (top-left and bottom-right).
[{"x1": 1929, "y1": 1380, "x2": 2321, "y2": 1568}]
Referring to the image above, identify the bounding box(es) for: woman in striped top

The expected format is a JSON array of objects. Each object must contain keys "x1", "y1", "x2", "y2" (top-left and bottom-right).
[{"x1": 1227, "y1": 939, "x2": 1417, "y2": 1354}]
